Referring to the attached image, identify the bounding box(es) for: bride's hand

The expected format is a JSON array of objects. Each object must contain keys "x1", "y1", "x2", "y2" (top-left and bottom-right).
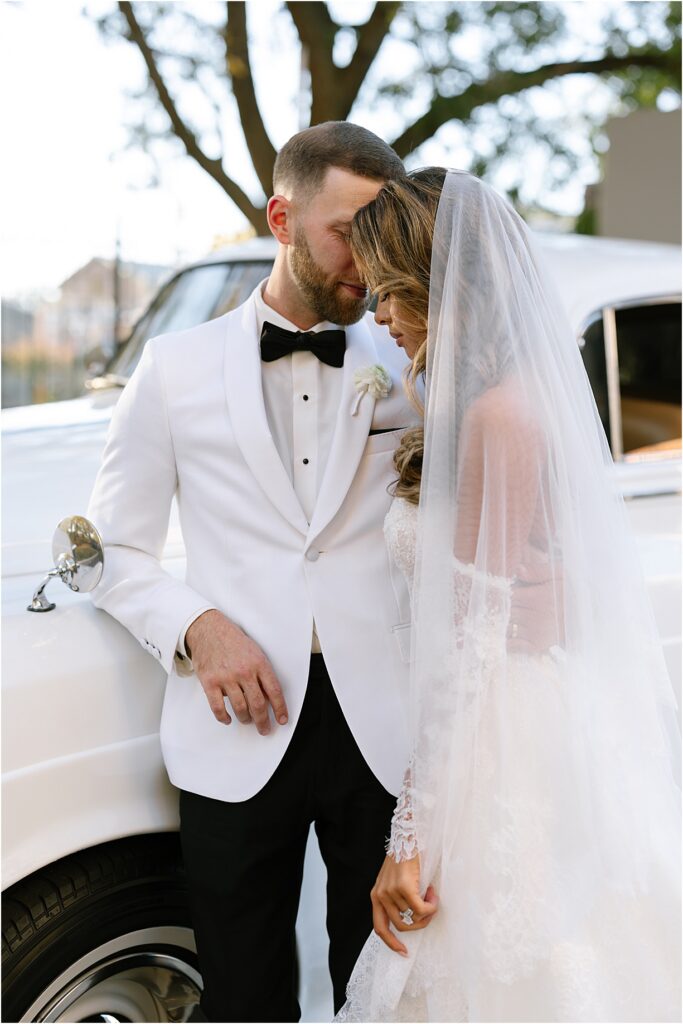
[{"x1": 371, "y1": 854, "x2": 438, "y2": 955}]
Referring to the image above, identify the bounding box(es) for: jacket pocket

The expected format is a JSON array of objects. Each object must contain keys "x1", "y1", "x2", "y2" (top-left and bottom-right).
[{"x1": 364, "y1": 427, "x2": 405, "y2": 455}]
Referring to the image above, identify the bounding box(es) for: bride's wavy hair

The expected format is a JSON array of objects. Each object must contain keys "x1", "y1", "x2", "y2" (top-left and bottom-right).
[{"x1": 350, "y1": 167, "x2": 447, "y2": 505}]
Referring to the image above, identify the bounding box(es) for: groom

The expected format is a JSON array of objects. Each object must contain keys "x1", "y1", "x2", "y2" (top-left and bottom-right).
[{"x1": 87, "y1": 121, "x2": 417, "y2": 1022}]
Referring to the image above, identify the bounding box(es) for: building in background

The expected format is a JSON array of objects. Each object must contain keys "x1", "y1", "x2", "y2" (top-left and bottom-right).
[
  {"x1": 2, "y1": 259, "x2": 170, "y2": 408},
  {"x1": 1, "y1": 300, "x2": 35, "y2": 352},
  {"x1": 586, "y1": 108, "x2": 682, "y2": 244},
  {"x1": 37, "y1": 258, "x2": 171, "y2": 358}
]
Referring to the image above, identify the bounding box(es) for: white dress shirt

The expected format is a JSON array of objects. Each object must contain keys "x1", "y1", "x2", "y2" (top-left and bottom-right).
[{"x1": 179, "y1": 279, "x2": 344, "y2": 659}]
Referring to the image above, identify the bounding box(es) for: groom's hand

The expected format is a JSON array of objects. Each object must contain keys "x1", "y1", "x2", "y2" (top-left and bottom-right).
[{"x1": 185, "y1": 610, "x2": 288, "y2": 735}]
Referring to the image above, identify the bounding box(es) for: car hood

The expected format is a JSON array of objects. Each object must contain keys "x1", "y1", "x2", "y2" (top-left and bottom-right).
[{"x1": 2, "y1": 392, "x2": 183, "y2": 580}]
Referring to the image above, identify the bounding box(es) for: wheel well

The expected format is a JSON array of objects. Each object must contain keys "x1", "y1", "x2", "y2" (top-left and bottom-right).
[{"x1": 3, "y1": 831, "x2": 186, "y2": 961}]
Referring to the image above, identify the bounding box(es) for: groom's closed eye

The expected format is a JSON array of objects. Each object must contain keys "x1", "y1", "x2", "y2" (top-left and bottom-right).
[{"x1": 331, "y1": 221, "x2": 351, "y2": 240}]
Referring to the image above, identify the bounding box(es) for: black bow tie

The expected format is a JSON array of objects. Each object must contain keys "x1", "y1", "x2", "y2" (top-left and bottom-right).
[{"x1": 260, "y1": 321, "x2": 346, "y2": 368}]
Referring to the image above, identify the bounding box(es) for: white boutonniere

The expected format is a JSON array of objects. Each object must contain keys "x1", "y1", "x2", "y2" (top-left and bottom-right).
[{"x1": 351, "y1": 364, "x2": 392, "y2": 416}]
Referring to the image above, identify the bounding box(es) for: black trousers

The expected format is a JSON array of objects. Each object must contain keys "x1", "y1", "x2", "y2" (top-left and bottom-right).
[{"x1": 179, "y1": 654, "x2": 395, "y2": 1023}]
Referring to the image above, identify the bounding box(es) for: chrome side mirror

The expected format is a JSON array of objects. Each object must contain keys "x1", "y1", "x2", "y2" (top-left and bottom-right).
[{"x1": 27, "y1": 516, "x2": 104, "y2": 613}]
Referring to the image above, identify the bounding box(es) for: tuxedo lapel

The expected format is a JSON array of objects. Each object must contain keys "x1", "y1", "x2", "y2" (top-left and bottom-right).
[
  {"x1": 223, "y1": 298, "x2": 309, "y2": 535},
  {"x1": 306, "y1": 319, "x2": 378, "y2": 547}
]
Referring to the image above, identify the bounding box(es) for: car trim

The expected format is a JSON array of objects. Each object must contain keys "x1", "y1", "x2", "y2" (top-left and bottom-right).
[
  {"x1": 604, "y1": 306, "x2": 624, "y2": 462},
  {"x1": 577, "y1": 292, "x2": 682, "y2": 342}
]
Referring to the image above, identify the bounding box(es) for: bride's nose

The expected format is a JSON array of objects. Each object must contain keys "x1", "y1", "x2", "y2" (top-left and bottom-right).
[{"x1": 375, "y1": 296, "x2": 391, "y2": 327}]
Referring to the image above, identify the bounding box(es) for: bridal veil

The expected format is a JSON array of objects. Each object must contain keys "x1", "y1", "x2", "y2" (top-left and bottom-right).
[{"x1": 339, "y1": 170, "x2": 681, "y2": 1022}]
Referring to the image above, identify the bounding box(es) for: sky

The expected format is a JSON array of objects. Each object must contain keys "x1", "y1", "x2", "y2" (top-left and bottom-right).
[
  {"x1": 1, "y1": 0, "x2": 678, "y2": 300},
  {"x1": 2, "y1": 0, "x2": 258, "y2": 298}
]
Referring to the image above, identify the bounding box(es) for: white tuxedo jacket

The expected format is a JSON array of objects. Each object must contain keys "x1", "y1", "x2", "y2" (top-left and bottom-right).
[{"x1": 87, "y1": 289, "x2": 417, "y2": 801}]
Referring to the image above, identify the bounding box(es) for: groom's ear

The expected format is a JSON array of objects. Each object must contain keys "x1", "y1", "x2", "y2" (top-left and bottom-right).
[{"x1": 267, "y1": 195, "x2": 292, "y2": 245}]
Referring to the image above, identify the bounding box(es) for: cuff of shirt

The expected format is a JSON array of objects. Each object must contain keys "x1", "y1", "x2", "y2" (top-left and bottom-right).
[{"x1": 175, "y1": 605, "x2": 216, "y2": 674}]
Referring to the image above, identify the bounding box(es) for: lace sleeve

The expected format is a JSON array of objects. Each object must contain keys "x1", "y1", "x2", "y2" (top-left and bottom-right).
[{"x1": 386, "y1": 765, "x2": 419, "y2": 862}]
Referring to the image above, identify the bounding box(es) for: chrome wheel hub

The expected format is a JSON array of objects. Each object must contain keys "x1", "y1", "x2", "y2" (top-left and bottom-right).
[{"x1": 21, "y1": 927, "x2": 202, "y2": 1023}]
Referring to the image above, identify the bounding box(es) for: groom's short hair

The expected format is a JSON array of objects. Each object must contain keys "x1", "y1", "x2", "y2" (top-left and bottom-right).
[{"x1": 273, "y1": 121, "x2": 405, "y2": 199}]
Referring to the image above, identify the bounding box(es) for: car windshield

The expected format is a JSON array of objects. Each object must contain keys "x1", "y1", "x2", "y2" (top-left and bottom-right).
[{"x1": 106, "y1": 260, "x2": 273, "y2": 380}]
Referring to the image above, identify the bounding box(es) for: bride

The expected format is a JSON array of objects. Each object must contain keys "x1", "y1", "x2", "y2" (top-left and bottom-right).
[{"x1": 336, "y1": 169, "x2": 681, "y2": 1022}]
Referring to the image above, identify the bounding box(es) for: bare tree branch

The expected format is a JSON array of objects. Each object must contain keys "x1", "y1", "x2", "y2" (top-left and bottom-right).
[
  {"x1": 225, "y1": 1, "x2": 277, "y2": 197},
  {"x1": 390, "y1": 50, "x2": 680, "y2": 157},
  {"x1": 286, "y1": 1, "x2": 337, "y2": 53},
  {"x1": 286, "y1": 1, "x2": 400, "y2": 122},
  {"x1": 335, "y1": 2, "x2": 401, "y2": 120},
  {"x1": 118, "y1": 1, "x2": 267, "y2": 231},
  {"x1": 286, "y1": 1, "x2": 338, "y2": 123}
]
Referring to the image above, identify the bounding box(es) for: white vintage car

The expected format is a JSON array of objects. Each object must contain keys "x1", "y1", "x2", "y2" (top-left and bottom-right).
[{"x1": 2, "y1": 234, "x2": 681, "y2": 1023}]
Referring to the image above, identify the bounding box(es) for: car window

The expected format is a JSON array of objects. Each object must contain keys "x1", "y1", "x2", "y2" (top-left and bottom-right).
[
  {"x1": 617, "y1": 302, "x2": 681, "y2": 458},
  {"x1": 213, "y1": 262, "x2": 273, "y2": 317},
  {"x1": 580, "y1": 300, "x2": 682, "y2": 460},
  {"x1": 107, "y1": 260, "x2": 273, "y2": 380}
]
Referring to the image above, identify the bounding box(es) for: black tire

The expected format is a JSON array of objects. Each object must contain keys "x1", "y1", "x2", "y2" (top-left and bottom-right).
[{"x1": 2, "y1": 833, "x2": 202, "y2": 1023}]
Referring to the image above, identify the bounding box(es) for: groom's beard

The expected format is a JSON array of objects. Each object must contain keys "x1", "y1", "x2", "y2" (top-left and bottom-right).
[{"x1": 290, "y1": 228, "x2": 370, "y2": 326}]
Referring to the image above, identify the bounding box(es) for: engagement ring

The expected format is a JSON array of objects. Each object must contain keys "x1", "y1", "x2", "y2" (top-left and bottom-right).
[{"x1": 399, "y1": 907, "x2": 414, "y2": 926}]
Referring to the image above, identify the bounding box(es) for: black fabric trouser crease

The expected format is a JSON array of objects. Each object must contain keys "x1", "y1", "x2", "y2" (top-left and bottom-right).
[{"x1": 179, "y1": 653, "x2": 396, "y2": 1023}]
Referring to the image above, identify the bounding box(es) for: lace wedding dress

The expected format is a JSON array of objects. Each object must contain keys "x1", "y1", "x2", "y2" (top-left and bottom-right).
[{"x1": 335, "y1": 497, "x2": 680, "y2": 1023}]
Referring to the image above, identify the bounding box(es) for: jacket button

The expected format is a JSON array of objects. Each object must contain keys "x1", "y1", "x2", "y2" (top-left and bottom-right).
[{"x1": 306, "y1": 548, "x2": 320, "y2": 562}]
